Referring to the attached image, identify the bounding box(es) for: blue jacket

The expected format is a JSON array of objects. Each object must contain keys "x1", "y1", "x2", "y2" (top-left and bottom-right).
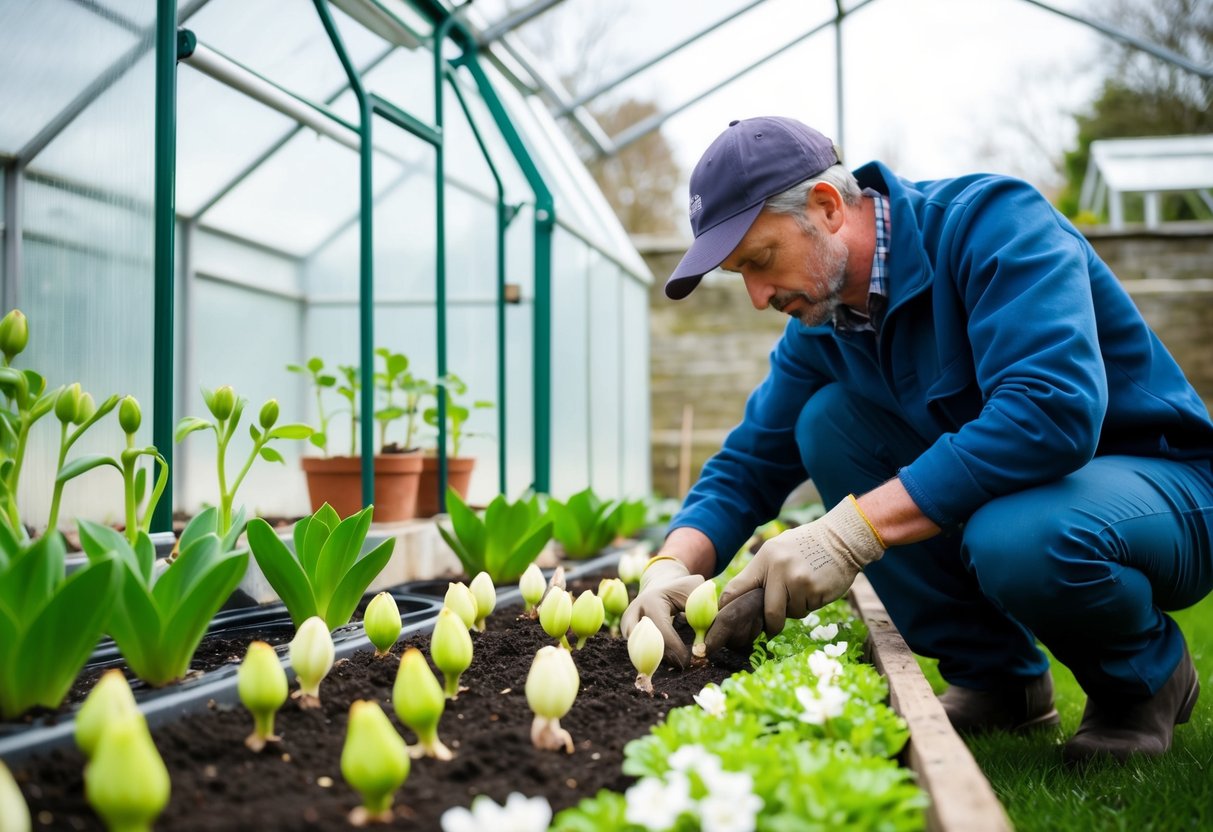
[{"x1": 672, "y1": 162, "x2": 1213, "y2": 574}]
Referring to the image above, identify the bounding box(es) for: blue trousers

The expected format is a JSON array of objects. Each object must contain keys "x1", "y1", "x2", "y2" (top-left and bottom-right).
[{"x1": 797, "y1": 384, "x2": 1213, "y2": 699}]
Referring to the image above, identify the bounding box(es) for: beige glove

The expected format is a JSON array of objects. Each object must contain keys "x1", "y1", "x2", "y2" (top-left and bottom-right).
[
  {"x1": 713, "y1": 496, "x2": 886, "y2": 639},
  {"x1": 620, "y1": 556, "x2": 705, "y2": 669}
]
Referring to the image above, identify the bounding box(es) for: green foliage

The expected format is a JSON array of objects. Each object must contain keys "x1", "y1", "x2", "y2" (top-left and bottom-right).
[
  {"x1": 547, "y1": 487, "x2": 622, "y2": 559},
  {"x1": 749, "y1": 599, "x2": 867, "y2": 666},
  {"x1": 0, "y1": 528, "x2": 119, "y2": 717},
  {"x1": 77, "y1": 509, "x2": 248, "y2": 687},
  {"x1": 551, "y1": 790, "x2": 630, "y2": 832},
  {"x1": 246, "y1": 504, "x2": 395, "y2": 630},
  {"x1": 437, "y1": 487, "x2": 553, "y2": 583},
  {"x1": 423, "y1": 373, "x2": 492, "y2": 459},
  {"x1": 286, "y1": 357, "x2": 338, "y2": 456},
  {"x1": 612, "y1": 497, "x2": 649, "y2": 540},
  {"x1": 176, "y1": 385, "x2": 312, "y2": 536},
  {"x1": 372, "y1": 347, "x2": 432, "y2": 452}
]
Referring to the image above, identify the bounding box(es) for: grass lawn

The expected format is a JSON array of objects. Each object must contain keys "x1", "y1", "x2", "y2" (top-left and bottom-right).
[{"x1": 917, "y1": 594, "x2": 1213, "y2": 831}]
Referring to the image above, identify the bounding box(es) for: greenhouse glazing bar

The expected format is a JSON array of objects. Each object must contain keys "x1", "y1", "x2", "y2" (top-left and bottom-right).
[{"x1": 151, "y1": 0, "x2": 179, "y2": 534}]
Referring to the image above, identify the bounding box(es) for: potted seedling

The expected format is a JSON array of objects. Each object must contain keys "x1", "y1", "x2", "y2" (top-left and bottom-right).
[
  {"x1": 417, "y1": 373, "x2": 493, "y2": 517},
  {"x1": 289, "y1": 352, "x2": 425, "y2": 522}
]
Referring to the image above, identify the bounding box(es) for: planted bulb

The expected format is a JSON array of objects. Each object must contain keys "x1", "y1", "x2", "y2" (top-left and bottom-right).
[
  {"x1": 617, "y1": 550, "x2": 646, "y2": 585},
  {"x1": 431, "y1": 608, "x2": 473, "y2": 699},
  {"x1": 84, "y1": 713, "x2": 170, "y2": 832},
  {"x1": 444, "y1": 582, "x2": 478, "y2": 630},
  {"x1": 525, "y1": 645, "x2": 580, "y2": 753},
  {"x1": 290, "y1": 616, "x2": 334, "y2": 709},
  {"x1": 393, "y1": 648, "x2": 452, "y2": 760},
  {"x1": 539, "y1": 589, "x2": 573, "y2": 649},
  {"x1": 237, "y1": 641, "x2": 288, "y2": 752},
  {"x1": 469, "y1": 572, "x2": 496, "y2": 631},
  {"x1": 76, "y1": 669, "x2": 138, "y2": 759},
  {"x1": 684, "y1": 581, "x2": 719, "y2": 661},
  {"x1": 598, "y1": 578, "x2": 629, "y2": 637},
  {"x1": 570, "y1": 590, "x2": 604, "y2": 649},
  {"x1": 365, "y1": 592, "x2": 402, "y2": 657},
  {"x1": 519, "y1": 563, "x2": 545, "y2": 615},
  {"x1": 0, "y1": 761, "x2": 30, "y2": 832},
  {"x1": 341, "y1": 700, "x2": 409, "y2": 826},
  {"x1": 628, "y1": 616, "x2": 664, "y2": 695}
]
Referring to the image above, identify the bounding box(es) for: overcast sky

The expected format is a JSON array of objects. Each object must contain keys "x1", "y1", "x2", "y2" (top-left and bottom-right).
[{"x1": 487, "y1": 0, "x2": 1112, "y2": 202}]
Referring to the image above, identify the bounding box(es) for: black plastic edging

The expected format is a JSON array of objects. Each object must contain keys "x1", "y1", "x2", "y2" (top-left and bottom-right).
[{"x1": 0, "y1": 549, "x2": 623, "y2": 765}]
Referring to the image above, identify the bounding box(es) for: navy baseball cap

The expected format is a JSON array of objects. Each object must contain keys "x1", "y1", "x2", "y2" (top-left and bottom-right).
[{"x1": 665, "y1": 117, "x2": 840, "y2": 300}]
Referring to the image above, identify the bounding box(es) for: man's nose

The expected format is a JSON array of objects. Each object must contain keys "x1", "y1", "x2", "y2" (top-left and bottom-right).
[{"x1": 741, "y1": 272, "x2": 774, "y2": 310}]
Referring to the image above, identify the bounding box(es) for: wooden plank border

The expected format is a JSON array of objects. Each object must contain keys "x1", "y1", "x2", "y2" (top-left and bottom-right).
[{"x1": 849, "y1": 574, "x2": 1012, "y2": 832}]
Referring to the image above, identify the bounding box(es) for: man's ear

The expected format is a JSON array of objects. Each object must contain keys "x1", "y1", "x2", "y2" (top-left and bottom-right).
[{"x1": 807, "y1": 183, "x2": 845, "y2": 232}]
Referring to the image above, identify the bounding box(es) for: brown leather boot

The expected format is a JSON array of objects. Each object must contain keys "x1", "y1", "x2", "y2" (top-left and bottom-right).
[
  {"x1": 1063, "y1": 645, "x2": 1199, "y2": 766},
  {"x1": 939, "y1": 671, "x2": 1060, "y2": 734}
]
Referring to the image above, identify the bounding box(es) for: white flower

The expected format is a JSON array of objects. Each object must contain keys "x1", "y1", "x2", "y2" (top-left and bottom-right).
[
  {"x1": 700, "y1": 791, "x2": 763, "y2": 832},
  {"x1": 809, "y1": 623, "x2": 839, "y2": 641},
  {"x1": 822, "y1": 641, "x2": 848, "y2": 658},
  {"x1": 700, "y1": 768, "x2": 754, "y2": 802},
  {"x1": 441, "y1": 792, "x2": 552, "y2": 832},
  {"x1": 801, "y1": 612, "x2": 821, "y2": 627},
  {"x1": 807, "y1": 650, "x2": 843, "y2": 683},
  {"x1": 625, "y1": 772, "x2": 694, "y2": 831},
  {"x1": 795, "y1": 682, "x2": 850, "y2": 725},
  {"x1": 668, "y1": 744, "x2": 707, "y2": 772},
  {"x1": 693, "y1": 684, "x2": 727, "y2": 717}
]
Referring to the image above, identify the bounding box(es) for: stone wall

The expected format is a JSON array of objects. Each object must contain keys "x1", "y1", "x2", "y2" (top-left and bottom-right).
[{"x1": 640, "y1": 225, "x2": 1213, "y2": 500}]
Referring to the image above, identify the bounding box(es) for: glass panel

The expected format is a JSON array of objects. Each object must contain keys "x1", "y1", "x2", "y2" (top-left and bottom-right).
[
  {"x1": 96, "y1": 0, "x2": 157, "y2": 29},
  {"x1": 444, "y1": 303, "x2": 501, "y2": 502},
  {"x1": 31, "y1": 53, "x2": 156, "y2": 201},
  {"x1": 587, "y1": 252, "x2": 622, "y2": 498},
  {"x1": 503, "y1": 301, "x2": 534, "y2": 498},
  {"x1": 345, "y1": 47, "x2": 436, "y2": 135},
  {"x1": 187, "y1": 0, "x2": 383, "y2": 101},
  {"x1": 549, "y1": 228, "x2": 589, "y2": 497},
  {"x1": 202, "y1": 130, "x2": 404, "y2": 257},
  {"x1": 176, "y1": 65, "x2": 298, "y2": 216},
  {"x1": 0, "y1": 0, "x2": 136, "y2": 155},
  {"x1": 446, "y1": 187, "x2": 499, "y2": 302},
  {"x1": 452, "y1": 65, "x2": 532, "y2": 200}
]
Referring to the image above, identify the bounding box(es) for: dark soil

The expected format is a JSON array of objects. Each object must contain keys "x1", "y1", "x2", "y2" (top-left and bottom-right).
[{"x1": 14, "y1": 599, "x2": 749, "y2": 831}]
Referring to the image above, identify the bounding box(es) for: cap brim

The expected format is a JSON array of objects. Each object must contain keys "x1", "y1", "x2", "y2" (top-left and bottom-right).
[{"x1": 664, "y1": 202, "x2": 764, "y2": 300}]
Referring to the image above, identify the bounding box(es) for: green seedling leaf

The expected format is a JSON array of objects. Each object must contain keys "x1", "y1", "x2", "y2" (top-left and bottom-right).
[
  {"x1": 134, "y1": 466, "x2": 147, "y2": 506},
  {"x1": 325, "y1": 537, "x2": 395, "y2": 629},
  {"x1": 314, "y1": 503, "x2": 341, "y2": 533},
  {"x1": 5, "y1": 557, "x2": 117, "y2": 717},
  {"x1": 293, "y1": 515, "x2": 312, "y2": 560},
  {"x1": 133, "y1": 530, "x2": 156, "y2": 585},
  {"x1": 56, "y1": 454, "x2": 121, "y2": 485},
  {"x1": 78, "y1": 520, "x2": 145, "y2": 585},
  {"x1": 30, "y1": 385, "x2": 62, "y2": 421},
  {"x1": 247, "y1": 518, "x2": 317, "y2": 628},
  {"x1": 178, "y1": 507, "x2": 219, "y2": 554},
  {"x1": 313, "y1": 507, "x2": 373, "y2": 615},
  {"x1": 0, "y1": 532, "x2": 66, "y2": 623},
  {"x1": 309, "y1": 432, "x2": 327, "y2": 450},
  {"x1": 301, "y1": 509, "x2": 332, "y2": 579},
  {"x1": 222, "y1": 505, "x2": 248, "y2": 553},
  {"x1": 437, "y1": 525, "x2": 477, "y2": 578},
  {"x1": 249, "y1": 423, "x2": 262, "y2": 442},
  {"x1": 267, "y1": 423, "x2": 312, "y2": 440},
  {"x1": 483, "y1": 498, "x2": 535, "y2": 577},
  {"x1": 154, "y1": 549, "x2": 247, "y2": 685},
  {"x1": 306, "y1": 357, "x2": 324, "y2": 373},
  {"x1": 152, "y1": 534, "x2": 221, "y2": 611},
  {"x1": 445, "y1": 489, "x2": 486, "y2": 568},
  {"x1": 105, "y1": 563, "x2": 163, "y2": 679},
  {"x1": 497, "y1": 519, "x2": 554, "y2": 584},
  {"x1": 174, "y1": 416, "x2": 214, "y2": 443},
  {"x1": 259, "y1": 446, "x2": 285, "y2": 464}
]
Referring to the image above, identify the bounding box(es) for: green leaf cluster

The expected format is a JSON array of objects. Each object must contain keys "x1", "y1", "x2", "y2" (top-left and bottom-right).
[
  {"x1": 77, "y1": 508, "x2": 248, "y2": 687},
  {"x1": 422, "y1": 373, "x2": 493, "y2": 459},
  {"x1": 176, "y1": 385, "x2": 312, "y2": 537},
  {"x1": 246, "y1": 504, "x2": 395, "y2": 629},
  {"x1": 437, "y1": 487, "x2": 552, "y2": 583},
  {"x1": 749, "y1": 599, "x2": 868, "y2": 666},
  {"x1": 0, "y1": 528, "x2": 119, "y2": 718},
  {"x1": 546, "y1": 487, "x2": 624, "y2": 559}
]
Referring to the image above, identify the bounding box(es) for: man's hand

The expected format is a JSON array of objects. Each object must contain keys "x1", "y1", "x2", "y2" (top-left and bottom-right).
[
  {"x1": 711, "y1": 496, "x2": 886, "y2": 641},
  {"x1": 620, "y1": 557, "x2": 705, "y2": 669}
]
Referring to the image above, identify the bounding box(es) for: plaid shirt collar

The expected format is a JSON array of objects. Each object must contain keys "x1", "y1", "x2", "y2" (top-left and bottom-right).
[{"x1": 833, "y1": 187, "x2": 890, "y2": 333}]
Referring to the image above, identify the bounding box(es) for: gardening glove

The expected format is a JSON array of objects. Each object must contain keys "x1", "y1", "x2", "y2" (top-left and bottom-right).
[
  {"x1": 620, "y1": 556, "x2": 705, "y2": 670},
  {"x1": 710, "y1": 496, "x2": 886, "y2": 642}
]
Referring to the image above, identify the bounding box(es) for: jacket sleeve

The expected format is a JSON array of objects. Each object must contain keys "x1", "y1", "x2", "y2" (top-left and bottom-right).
[
  {"x1": 898, "y1": 178, "x2": 1108, "y2": 527},
  {"x1": 669, "y1": 321, "x2": 829, "y2": 573}
]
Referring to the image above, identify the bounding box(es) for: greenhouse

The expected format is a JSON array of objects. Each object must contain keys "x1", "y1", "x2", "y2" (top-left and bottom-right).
[{"x1": 2, "y1": 0, "x2": 1212, "y2": 830}]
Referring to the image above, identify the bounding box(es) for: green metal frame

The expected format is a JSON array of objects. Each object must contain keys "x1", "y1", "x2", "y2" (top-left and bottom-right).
[{"x1": 150, "y1": 0, "x2": 179, "y2": 533}]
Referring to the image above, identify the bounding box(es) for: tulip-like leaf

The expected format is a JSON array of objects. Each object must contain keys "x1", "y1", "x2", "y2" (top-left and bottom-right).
[
  {"x1": 546, "y1": 487, "x2": 624, "y2": 559},
  {"x1": 267, "y1": 423, "x2": 313, "y2": 440},
  {"x1": 247, "y1": 504, "x2": 395, "y2": 630},
  {"x1": 437, "y1": 488, "x2": 553, "y2": 584},
  {"x1": 81, "y1": 515, "x2": 249, "y2": 687},
  {"x1": 54, "y1": 453, "x2": 122, "y2": 486},
  {"x1": 173, "y1": 415, "x2": 214, "y2": 443}
]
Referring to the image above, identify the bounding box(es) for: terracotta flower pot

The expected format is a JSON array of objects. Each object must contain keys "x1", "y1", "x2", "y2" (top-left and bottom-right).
[
  {"x1": 416, "y1": 455, "x2": 476, "y2": 517},
  {"x1": 300, "y1": 454, "x2": 423, "y2": 523}
]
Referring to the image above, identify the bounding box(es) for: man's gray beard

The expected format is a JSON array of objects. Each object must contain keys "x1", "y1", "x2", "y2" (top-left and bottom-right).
[{"x1": 770, "y1": 226, "x2": 849, "y2": 326}]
